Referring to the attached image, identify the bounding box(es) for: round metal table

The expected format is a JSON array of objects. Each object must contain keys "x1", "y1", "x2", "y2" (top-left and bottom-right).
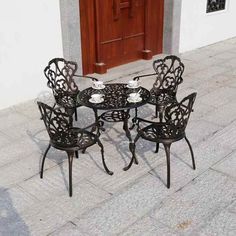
[{"x1": 78, "y1": 83, "x2": 150, "y2": 170}]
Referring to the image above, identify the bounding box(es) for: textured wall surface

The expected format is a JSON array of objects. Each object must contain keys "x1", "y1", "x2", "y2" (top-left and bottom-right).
[
  {"x1": 60, "y1": 0, "x2": 83, "y2": 74},
  {"x1": 0, "y1": 0, "x2": 63, "y2": 109},
  {"x1": 180, "y1": 0, "x2": 236, "y2": 52},
  {"x1": 163, "y1": 0, "x2": 182, "y2": 54}
]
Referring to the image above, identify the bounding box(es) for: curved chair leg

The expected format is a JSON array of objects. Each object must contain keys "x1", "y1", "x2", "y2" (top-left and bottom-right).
[
  {"x1": 159, "y1": 111, "x2": 163, "y2": 123},
  {"x1": 74, "y1": 108, "x2": 78, "y2": 121},
  {"x1": 155, "y1": 143, "x2": 159, "y2": 153},
  {"x1": 185, "y1": 136, "x2": 196, "y2": 170},
  {"x1": 123, "y1": 134, "x2": 140, "y2": 171},
  {"x1": 97, "y1": 139, "x2": 113, "y2": 175},
  {"x1": 67, "y1": 151, "x2": 74, "y2": 197},
  {"x1": 75, "y1": 151, "x2": 79, "y2": 159},
  {"x1": 163, "y1": 143, "x2": 171, "y2": 189},
  {"x1": 40, "y1": 143, "x2": 51, "y2": 178},
  {"x1": 155, "y1": 105, "x2": 158, "y2": 118}
]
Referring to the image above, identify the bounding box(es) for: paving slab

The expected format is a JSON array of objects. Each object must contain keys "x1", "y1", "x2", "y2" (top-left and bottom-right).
[
  {"x1": 72, "y1": 174, "x2": 172, "y2": 235},
  {"x1": 120, "y1": 216, "x2": 177, "y2": 236},
  {"x1": 172, "y1": 123, "x2": 233, "y2": 171},
  {"x1": 211, "y1": 120, "x2": 236, "y2": 151},
  {"x1": 0, "y1": 136, "x2": 43, "y2": 168},
  {"x1": 198, "y1": 86, "x2": 236, "y2": 108},
  {"x1": 211, "y1": 151, "x2": 236, "y2": 180},
  {"x1": 18, "y1": 150, "x2": 111, "y2": 201},
  {"x1": 0, "y1": 131, "x2": 11, "y2": 149},
  {"x1": 0, "y1": 151, "x2": 56, "y2": 188},
  {"x1": 169, "y1": 119, "x2": 221, "y2": 155},
  {"x1": 0, "y1": 186, "x2": 38, "y2": 236},
  {"x1": 12, "y1": 99, "x2": 41, "y2": 120},
  {"x1": 202, "y1": 100, "x2": 236, "y2": 127},
  {"x1": 0, "y1": 109, "x2": 30, "y2": 131},
  {"x1": 198, "y1": 206, "x2": 236, "y2": 236},
  {"x1": 86, "y1": 148, "x2": 166, "y2": 194},
  {"x1": 20, "y1": 180, "x2": 110, "y2": 236},
  {"x1": 49, "y1": 221, "x2": 87, "y2": 236},
  {"x1": 1, "y1": 118, "x2": 46, "y2": 141},
  {"x1": 151, "y1": 170, "x2": 236, "y2": 234}
]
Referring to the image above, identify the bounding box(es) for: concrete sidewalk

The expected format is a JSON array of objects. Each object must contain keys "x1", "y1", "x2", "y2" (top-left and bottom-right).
[{"x1": 0, "y1": 38, "x2": 236, "y2": 235}]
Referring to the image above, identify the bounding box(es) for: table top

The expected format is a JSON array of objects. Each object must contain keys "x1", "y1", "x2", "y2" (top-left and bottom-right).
[{"x1": 78, "y1": 83, "x2": 150, "y2": 110}]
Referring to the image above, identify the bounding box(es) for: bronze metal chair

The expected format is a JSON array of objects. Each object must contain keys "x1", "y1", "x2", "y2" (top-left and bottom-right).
[
  {"x1": 130, "y1": 93, "x2": 197, "y2": 188},
  {"x1": 37, "y1": 102, "x2": 113, "y2": 197},
  {"x1": 44, "y1": 58, "x2": 98, "y2": 121},
  {"x1": 131, "y1": 55, "x2": 184, "y2": 127}
]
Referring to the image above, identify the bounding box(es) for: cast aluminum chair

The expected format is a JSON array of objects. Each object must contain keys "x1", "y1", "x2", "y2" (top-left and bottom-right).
[
  {"x1": 131, "y1": 93, "x2": 197, "y2": 188},
  {"x1": 44, "y1": 58, "x2": 98, "y2": 121},
  {"x1": 131, "y1": 55, "x2": 184, "y2": 126},
  {"x1": 38, "y1": 102, "x2": 113, "y2": 197}
]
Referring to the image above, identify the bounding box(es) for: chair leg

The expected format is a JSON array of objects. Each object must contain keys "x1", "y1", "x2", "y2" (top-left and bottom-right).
[
  {"x1": 97, "y1": 139, "x2": 113, "y2": 175},
  {"x1": 159, "y1": 111, "x2": 163, "y2": 123},
  {"x1": 67, "y1": 151, "x2": 74, "y2": 197},
  {"x1": 163, "y1": 143, "x2": 171, "y2": 189},
  {"x1": 75, "y1": 151, "x2": 79, "y2": 159},
  {"x1": 123, "y1": 134, "x2": 140, "y2": 171},
  {"x1": 74, "y1": 108, "x2": 78, "y2": 121},
  {"x1": 155, "y1": 105, "x2": 158, "y2": 118},
  {"x1": 40, "y1": 144, "x2": 51, "y2": 178},
  {"x1": 155, "y1": 143, "x2": 159, "y2": 153},
  {"x1": 185, "y1": 136, "x2": 196, "y2": 170},
  {"x1": 130, "y1": 107, "x2": 138, "y2": 130}
]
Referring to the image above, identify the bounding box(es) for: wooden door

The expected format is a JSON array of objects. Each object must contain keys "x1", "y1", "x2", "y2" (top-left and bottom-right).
[{"x1": 80, "y1": 0, "x2": 164, "y2": 74}]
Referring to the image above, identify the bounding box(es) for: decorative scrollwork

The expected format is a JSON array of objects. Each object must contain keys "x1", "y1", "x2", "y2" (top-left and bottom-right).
[
  {"x1": 100, "y1": 110, "x2": 130, "y2": 122},
  {"x1": 138, "y1": 93, "x2": 197, "y2": 140},
  {"x1": 78, "y1": 83, "x2": 150, "y2": 110},
  {"x1": 44, "y1": 58, "x2": 79, "y2": 108},
  {"x1": 37, "y1": 102, "x2": 97, "y2": 148},
  {"x1": 152, "y1": 55, "x2": 184, "y2": 95},
  {"x1": 149, "y1": 90, "x2": 176, "y2": 106}
]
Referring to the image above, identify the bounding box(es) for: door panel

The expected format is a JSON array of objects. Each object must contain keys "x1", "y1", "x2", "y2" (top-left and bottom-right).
[
  {"x1": 80, "y1": 0, "x2": 164, "y2": 74},
  {"x1": 97, "y1": 0, "x2": 145, "y2": 69}
]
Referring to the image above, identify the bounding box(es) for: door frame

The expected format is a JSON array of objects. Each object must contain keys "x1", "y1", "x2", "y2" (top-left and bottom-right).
[{"x1": 79, "y1": 0, "x2": 164, "y2": 75}]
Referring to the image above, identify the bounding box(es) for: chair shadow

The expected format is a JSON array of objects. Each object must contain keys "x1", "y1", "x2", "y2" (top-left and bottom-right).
[
  {"x1": 26, "y1": 129, "x2": 70, "y2": 193},
  {"x1": 102, "y1": 126, "x2": 131, "y2": 166},
  {"x1": 171, "y1": 140, "x2": 194, "y2": 169},
  {"x1": 0, "y1": 187, "x2": 30, "y2": 235}
]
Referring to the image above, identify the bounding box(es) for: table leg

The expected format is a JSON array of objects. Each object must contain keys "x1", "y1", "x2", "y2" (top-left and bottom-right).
[
  {"x1": 92, "y1": 109, "x2": 105, "y2": 132},
  {"x1": 123, "y1": 109, "x2": 138, "y2": 171}
]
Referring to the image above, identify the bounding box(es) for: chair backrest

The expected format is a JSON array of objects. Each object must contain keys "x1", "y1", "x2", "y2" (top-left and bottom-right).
[
  {"x1": 37, "y1": 101, "x2": 76, "y2": 147},
  {"x1": 44, "y1": 58, "x2": 79, "y2": 98},
  {"x1": 152, "y1": 55, "x2": 184, "y2": 95},
  {"x1": 164, "y1": 92, "x2": 197, "y2": 135}
]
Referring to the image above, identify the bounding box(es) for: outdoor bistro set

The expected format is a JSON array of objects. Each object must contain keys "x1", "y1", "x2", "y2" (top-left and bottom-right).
[{"x1": 39, "y1": 56, "x2": 197, "y2": 197}]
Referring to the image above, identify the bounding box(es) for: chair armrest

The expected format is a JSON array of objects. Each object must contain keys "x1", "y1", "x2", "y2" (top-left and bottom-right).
[
  {"x1": 74, "y1": 74, "x2": 98, "y2": 81},
  {"x1": 69, "y1": 121, "x2": 102, "y2": 135},
  {"x1": 133, "y1": 73, "x2": 157, "y2": 81},
  {"x1": 136, "y1": 117, "x2": 166, "y2": 128}
]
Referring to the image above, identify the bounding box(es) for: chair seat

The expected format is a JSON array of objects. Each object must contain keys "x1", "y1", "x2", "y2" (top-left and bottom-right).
[
  {"x1": 51, "y1": 130, "x2": 97, "y2": 150},
  {"x1": 139, "y1": 124, "x2": 185, "y2": 143},
  {"x1": 56, "y1": 94, "x2": 81, "y2": 109},
  {"x1": 148, "y1": 90, "x2": 176, "y2": 107}
]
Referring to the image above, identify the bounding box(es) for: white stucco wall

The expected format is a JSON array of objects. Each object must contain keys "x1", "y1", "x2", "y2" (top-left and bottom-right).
[
  {"x1": 179, "y1": 0, "x2": 236, "y2": 52},
  {"x1": 0, "y1": 0, "x2": 63, "y2": 109}
]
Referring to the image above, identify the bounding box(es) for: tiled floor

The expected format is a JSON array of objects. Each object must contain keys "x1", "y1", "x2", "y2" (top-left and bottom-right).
[{"x1": 1, "y1": 38, "x2": 236, "y2": 235}]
